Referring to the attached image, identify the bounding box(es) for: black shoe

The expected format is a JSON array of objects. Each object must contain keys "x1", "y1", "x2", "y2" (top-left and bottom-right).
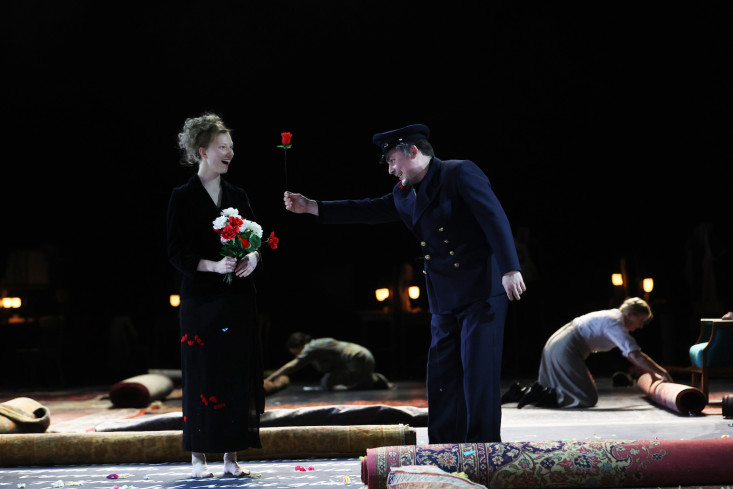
[
  {"x1": 501, "y1": 381, "x2": 527, "y2": 404},
  {"x1": 541, "y1": 387, "x2": 558, "y2": 408},
  {"x1": 517, "y1": 381, "x2": 557, "y2": 409}
]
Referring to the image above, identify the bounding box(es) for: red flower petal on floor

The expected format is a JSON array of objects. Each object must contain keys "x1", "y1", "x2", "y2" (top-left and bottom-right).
[{"x1": 180, "y1": 334, "x2": 188, "y2": 343}]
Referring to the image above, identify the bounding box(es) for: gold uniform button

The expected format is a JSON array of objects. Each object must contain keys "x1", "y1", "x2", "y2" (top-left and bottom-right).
[
  {"x1": 438, "y1": 227, "x2": 444, "y2": 232},
  {"x1": 420, "y1": 241, "x2": 426, "y2": 247},
  {"x1": 454, "y1": 262, "x2": 460, "y2": 268},
  {"x1": 422, "y1": 270, "x2": 427, "y2": 275},
  {"x1": 424, "y1": 255, "x2": 431, "y2": 260},
  {"x1": 449, "y1": 251, "x2": 455, "y2": 255},
  {"x1": 444, "y1": 239, "x2": 449, "y2": 244}
]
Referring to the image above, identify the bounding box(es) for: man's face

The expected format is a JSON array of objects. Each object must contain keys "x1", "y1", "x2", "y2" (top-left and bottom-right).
[
  {"x1": 385, "y1": 146, "x2": 420, "y2": 186},
  {"x1": 624, "y1": 312, "x2": 650, "y2": 332}
]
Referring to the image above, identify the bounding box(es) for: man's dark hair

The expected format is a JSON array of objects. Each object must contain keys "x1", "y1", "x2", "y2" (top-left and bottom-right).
[
  {"x1": 395, "y1": 138, "x2": 435, "y2": 159},
  {"x1": 286, "y1": 331, "x2": 312, "y2": 349}
]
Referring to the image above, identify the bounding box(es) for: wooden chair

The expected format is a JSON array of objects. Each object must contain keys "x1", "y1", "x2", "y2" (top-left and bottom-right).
[{"x1": 689, "y1": 318, "x2": 733, "y2": 398}]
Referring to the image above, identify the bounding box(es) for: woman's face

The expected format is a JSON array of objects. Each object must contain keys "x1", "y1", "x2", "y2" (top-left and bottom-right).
[
  {"x1": 199, "y1": 132, "x2": 234, "y2": 175},
  {"x1": 624, "y1": 312, "x2": 650, "y2": 331}
]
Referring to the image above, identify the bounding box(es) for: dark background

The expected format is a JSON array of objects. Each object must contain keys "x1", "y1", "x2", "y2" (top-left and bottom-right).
[{"x1": 2, "y1": 2, "x2": 731, "y2": 388}]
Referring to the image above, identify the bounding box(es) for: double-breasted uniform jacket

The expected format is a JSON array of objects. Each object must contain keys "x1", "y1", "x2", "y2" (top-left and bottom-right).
[{"x1": 318, "y1": 157, "x2": 521, "y2": 313}]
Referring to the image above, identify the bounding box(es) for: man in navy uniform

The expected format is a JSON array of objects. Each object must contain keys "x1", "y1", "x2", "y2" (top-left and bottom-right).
[{"x1": 283, "y1": 124, "x2": 525, "y2": 443}]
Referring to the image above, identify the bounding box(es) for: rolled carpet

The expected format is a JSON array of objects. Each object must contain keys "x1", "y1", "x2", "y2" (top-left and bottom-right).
[
  {"x1": 109, "y1": 373, "x2": 174, "y2": 408},
  {"x1": 0, "y1": 424, "x2": 416, "y2": 466},
  {"x1": 0, "y1": 397, "x2": 51, "y2": 434},
  {"x1": 93, "y1": 404, "x2": 427, "y2": 431},
  {"x1": 361, "y1": 439, "x2": 733, "y2": 489},
  {"x1": 636, "y1": 373, "x2": 707, "y2": 415}
]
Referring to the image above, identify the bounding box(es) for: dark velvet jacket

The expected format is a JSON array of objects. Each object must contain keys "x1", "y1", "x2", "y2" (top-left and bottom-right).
[{"x1": 167, "y1": 173, "x2": 257, "y2": 299}]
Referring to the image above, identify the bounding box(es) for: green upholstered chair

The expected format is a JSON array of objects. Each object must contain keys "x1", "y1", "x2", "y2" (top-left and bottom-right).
[{"x1": 689, "y1": 318, "x2": 733, "y2": 398}]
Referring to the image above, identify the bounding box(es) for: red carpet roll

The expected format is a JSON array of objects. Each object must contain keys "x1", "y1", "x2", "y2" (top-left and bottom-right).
[
  {"x1": 361, "y1": 439, "x2": 733, "y2": 488},
  {"x1": 109, "y1": 373, "x2": 174, "y2": 408},
  {"x1": 636, "y1": 373, "x2": 707, "y2": 415}
]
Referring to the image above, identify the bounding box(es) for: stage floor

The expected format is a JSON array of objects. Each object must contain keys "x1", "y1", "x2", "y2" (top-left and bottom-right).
[
  {"x1": 1, "y1": 376, "x2": 732, "y2": 488},
  {"x1": 263, "y1": 376, "x2": 733, "y2": 442},
  {"x1": 1, "y1": 376, "x2": 732, "y2": 441}
]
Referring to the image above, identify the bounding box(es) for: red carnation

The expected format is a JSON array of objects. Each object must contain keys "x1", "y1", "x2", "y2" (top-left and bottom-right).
[
  {"x1": 267, "y1": 231, "x2": 279, "y2": 250},
  {"x1": 228, "y1": 216, "x2": 243, "y2": 228},
  {"x1": 220, "y1": 225, "x2": 237, "y2": 241}
]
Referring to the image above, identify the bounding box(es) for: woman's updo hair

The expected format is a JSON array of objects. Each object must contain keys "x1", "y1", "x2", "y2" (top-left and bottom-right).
[
  {"x1": 619, "y1": 297, "x2": 653, "y2": 321},
  {"x1": 177, "y1": 113, "x2": 231, "y2": 166}
]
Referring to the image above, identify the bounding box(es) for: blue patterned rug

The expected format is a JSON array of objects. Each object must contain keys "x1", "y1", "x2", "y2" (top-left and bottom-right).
[{"x1": 0, "y1": 458, "x2": 362, "y2": 488}]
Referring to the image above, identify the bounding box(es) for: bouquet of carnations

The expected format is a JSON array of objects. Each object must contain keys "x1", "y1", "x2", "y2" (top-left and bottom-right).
[{"x1": 213, "y1": 207, "x2": 279, "y2": 284}]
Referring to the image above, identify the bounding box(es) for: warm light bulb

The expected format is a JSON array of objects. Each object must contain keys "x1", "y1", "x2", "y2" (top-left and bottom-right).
[
  {"x1": 375, "y1": 288, "x2": 390, "y2": 302},
  {"x1": 408, "y1": 286, "x2": 420, "y2": 300},
  {"x1": 642, "y1": 278, "x2": 654, "y2": 293},
  {"x1": 611, "y1": 274, "x2": 623, "y2": 286},
  {"x1": 169, "y1": 294, "x2": 181, "y2": 307},
  {"x1": 1, "y1": 297, "x2": 21, "y2": 308}
]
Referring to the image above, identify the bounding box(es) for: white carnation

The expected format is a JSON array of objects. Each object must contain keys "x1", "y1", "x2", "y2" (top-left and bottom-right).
[
  {"x1": 221, "y1": 207, "x2": 239, "y2": 217},
  {"x1": 241, "y1": 220, "x2": 263, "y2": 238},
  {"x1": 212, "y1": 216, "x2": 229, "y2": 229}
]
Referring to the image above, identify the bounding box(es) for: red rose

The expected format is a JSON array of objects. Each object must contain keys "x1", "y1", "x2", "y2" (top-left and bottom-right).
[
  {"x1": 267, "y1": 231, "x2": 279, "y2": 249},
  {"x1": 239, "y1": 236, "x2": 250, "y2": 249},
  {"x1": 281, "y1": 132, "x2": 292, "y2": 146}
]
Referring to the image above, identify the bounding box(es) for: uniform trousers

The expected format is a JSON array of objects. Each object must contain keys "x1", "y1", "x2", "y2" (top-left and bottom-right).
[{"x1": 426, "y1": 294, "x2": 508, "y2": 443}]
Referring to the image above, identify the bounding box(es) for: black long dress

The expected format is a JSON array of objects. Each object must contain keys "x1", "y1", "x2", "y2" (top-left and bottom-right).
[{"x1": 167, "y1": 173, "x2": 264, "y2": 453}]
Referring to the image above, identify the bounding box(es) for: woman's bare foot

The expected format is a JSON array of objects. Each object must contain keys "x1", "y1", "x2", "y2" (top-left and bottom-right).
[
  {"x1": 191, "y1": 452, "x2": 214, "y2": 478},
  {"x1": 223, "y1": 452, "x2": 251, "y2": 477}
]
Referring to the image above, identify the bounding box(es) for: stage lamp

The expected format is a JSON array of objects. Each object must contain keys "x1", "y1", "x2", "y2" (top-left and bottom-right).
[
  {"x1": 1, "y1": 297, "x2": 21, "y2": 308},
  {"x1": 642, "y1": 278, "x2": 654, "y2": 293},
  {"x1": 611, "y1": 274, "x2": 623, "y2": 286},
  {"x1": 169, "y1": 294, "x2": 181, "y2": 307},
  {"x1": 375, "y1": 288, "x2": 390, "y2": 302},
  {"x1": 408, "y1": 286, "x2": 420, "y2": 300}
]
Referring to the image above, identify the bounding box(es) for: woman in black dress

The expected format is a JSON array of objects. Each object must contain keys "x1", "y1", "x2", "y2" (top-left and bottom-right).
[{"x1": 167, "y1": 113, "x2": 264, "y2": 478}]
